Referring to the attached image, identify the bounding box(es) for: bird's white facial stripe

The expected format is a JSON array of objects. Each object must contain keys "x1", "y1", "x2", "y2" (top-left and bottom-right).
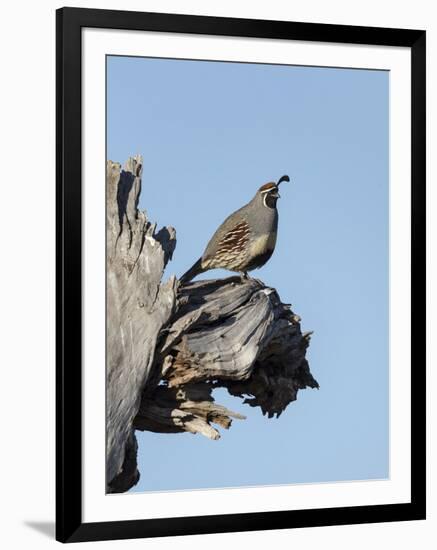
[
  {"x1": 263, "y1": 192, "x2": 278, "y2": 208},
  {"x1": 260, "y1": 188, "x2": 275, "y2": 194}
]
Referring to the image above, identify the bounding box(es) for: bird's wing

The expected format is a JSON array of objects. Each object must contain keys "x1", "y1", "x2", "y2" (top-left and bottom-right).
[{"x1": 203, "y1": 217, "x2": 251, "y2": 266}]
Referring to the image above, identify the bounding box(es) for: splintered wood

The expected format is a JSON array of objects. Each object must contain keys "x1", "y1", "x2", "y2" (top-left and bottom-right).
[{"x1": 135, "y1": 278, "x2": 318, "y2": 440}]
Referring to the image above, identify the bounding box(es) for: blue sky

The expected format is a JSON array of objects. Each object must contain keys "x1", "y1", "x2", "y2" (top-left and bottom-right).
[{"x1": 107, "y1": 55, "x2": 389, "y2": 492}]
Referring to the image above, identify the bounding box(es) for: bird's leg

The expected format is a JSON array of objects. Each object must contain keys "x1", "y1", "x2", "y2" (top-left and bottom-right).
[{"x1": 239, "y1": 271, "x2": 250, "y2": 283}]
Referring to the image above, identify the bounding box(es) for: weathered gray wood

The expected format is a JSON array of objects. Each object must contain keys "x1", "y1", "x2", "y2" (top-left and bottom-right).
[
  {"x1": 106, "y1": 157, "x2": 177, "y2": 490},
  {"x1": 134, "y1": 383, "x2": 246, "y2": 440},
  {"x1": 106, "y1": 156, "x2": 318, "y2": 494},
  {"x1": 135, "y1": 278, "x2": 318, "y2": 441}
]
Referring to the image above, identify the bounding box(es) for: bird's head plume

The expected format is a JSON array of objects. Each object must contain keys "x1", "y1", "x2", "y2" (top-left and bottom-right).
[{"x1": 277, "y1": 174, "x2": 290, "y2": 187}]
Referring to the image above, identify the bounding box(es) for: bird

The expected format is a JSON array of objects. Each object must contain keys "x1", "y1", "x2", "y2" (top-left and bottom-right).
[{"x1": 180, "y1": 175, "x2": 290, "y2": 284}]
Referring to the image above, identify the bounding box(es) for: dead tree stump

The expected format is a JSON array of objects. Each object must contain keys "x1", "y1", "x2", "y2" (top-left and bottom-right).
[{"x1": 106, "y1": 156, "x2": 318, "y2": 493}]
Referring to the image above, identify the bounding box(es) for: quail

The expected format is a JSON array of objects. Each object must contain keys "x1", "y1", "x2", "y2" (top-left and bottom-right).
[{"x1": 180, "y1": 175, "x2": 290, "y2": 283}]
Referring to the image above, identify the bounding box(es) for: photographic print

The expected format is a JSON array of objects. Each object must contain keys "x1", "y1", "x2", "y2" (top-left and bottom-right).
[
  {"x1": 56, "y1": 7, "x2": 425, "y2": 542},
  {"x1": 105, "y1": 55, "x2": 389, "y2": 494}
]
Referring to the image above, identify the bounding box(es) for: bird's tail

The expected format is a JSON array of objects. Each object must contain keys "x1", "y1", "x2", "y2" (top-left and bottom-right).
[{"x1": 179, "y1": 258, "x2": 204, "y2": 284}]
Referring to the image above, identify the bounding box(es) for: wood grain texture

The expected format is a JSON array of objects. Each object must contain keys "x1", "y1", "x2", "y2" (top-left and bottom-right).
[{"x1": 106, "y1": 156, "x2": 177, "y2": 492}]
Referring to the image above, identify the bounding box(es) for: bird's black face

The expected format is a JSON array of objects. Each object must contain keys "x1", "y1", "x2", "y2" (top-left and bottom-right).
[
  {"x1": 258, "y1": 183, "x2": 280, "y2": 209},
  {"x1": 263, "y1": 188, "x2": 280, "y2": 209}
]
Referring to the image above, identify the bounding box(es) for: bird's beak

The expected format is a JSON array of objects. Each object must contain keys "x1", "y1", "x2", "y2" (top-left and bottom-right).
[{"x1": 272, "y1": 190, "x2": 280, "y2": 199}]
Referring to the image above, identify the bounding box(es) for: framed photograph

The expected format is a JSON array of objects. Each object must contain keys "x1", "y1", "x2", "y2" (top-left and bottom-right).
[{"x1": 56, "y1": 7, "x2": 426, "y2": 543}]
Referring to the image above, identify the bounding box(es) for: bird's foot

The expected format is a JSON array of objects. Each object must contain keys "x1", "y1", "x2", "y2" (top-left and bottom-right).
[
  {"x1": 239, "y1": 272, "x2": 264, "y2": 287},
  {"x1": 239, "y1": 271, "x2": 250, "y2": 283}
]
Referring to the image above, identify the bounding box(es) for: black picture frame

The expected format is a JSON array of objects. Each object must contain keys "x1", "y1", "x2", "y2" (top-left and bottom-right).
[{"x1": 56, "y1": 6, "x2": 426, "y2": 543}]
